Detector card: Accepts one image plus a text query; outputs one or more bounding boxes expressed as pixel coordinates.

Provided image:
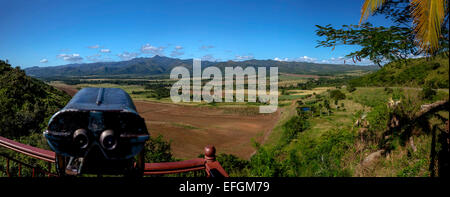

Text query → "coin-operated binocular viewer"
[44,88,149,176]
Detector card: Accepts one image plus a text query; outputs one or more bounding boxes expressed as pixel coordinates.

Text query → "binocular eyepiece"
[100,129,117,151]
[73,128,117,151]
[73,129,89,149]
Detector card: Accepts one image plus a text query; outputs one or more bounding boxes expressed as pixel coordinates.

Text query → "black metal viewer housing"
[44,87,149,175]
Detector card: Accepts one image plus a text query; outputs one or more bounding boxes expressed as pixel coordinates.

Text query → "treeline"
[48,78,172,87]
[280,76,358,91]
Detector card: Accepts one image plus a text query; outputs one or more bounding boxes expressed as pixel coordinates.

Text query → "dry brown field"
[52,84,281,159]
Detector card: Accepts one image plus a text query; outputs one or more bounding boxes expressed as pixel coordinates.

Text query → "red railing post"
[204,145,216,177]
[6,158,10,177]
[47,162,51,177]
[204,145,229,177]
[204,145,216,162]
[18,163,21,177]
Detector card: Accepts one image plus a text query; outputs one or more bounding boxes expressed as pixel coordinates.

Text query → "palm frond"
[411,0,447,54]
[359,0,386,24]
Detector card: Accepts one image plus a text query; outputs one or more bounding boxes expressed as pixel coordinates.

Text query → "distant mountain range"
[25,55,379,78]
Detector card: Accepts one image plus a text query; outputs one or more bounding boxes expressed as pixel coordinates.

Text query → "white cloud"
[141,43,165,56]
[117,52,140,61]
[57,53,83,62]
[200,45,214,51]
[170,45,184,57]
[294,56,317,63]
[100,49,111,53]
[275,56,317,63]
[88,45,100,49]
[274,57,289,61]
[40,58,48,63]
[235,54,254,61]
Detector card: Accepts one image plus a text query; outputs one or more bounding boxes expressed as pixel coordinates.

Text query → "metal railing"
[0,136,228,177]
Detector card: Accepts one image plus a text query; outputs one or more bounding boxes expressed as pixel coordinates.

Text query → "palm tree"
[360,0,448,54]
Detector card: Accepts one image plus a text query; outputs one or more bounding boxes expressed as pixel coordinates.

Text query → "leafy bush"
[144,135,174,163]
[288,128,355,176]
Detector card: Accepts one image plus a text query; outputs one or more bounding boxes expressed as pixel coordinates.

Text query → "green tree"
[281,116,309,144]
[324,99,331,116]
[316,23,416,67]
[330,90,346,101]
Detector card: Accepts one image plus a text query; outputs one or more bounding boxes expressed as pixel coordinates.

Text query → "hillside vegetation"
[0,60,71,138]
[350,55,449,88]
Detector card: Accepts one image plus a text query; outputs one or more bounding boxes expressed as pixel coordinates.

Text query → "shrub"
[419,85,436,100]
[249,145,284,177]
[281,116,309,145]
[365,104,391,143]
[216,154,250,176]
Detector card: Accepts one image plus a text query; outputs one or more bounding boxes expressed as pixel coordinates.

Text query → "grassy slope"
[0,61,71,138]
[350,55,449,88]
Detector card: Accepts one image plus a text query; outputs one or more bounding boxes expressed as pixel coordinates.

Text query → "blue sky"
[0,0,393,68]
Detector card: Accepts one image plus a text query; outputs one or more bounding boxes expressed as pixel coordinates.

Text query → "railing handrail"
[0,136,55,163]
[143,158,206,175]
